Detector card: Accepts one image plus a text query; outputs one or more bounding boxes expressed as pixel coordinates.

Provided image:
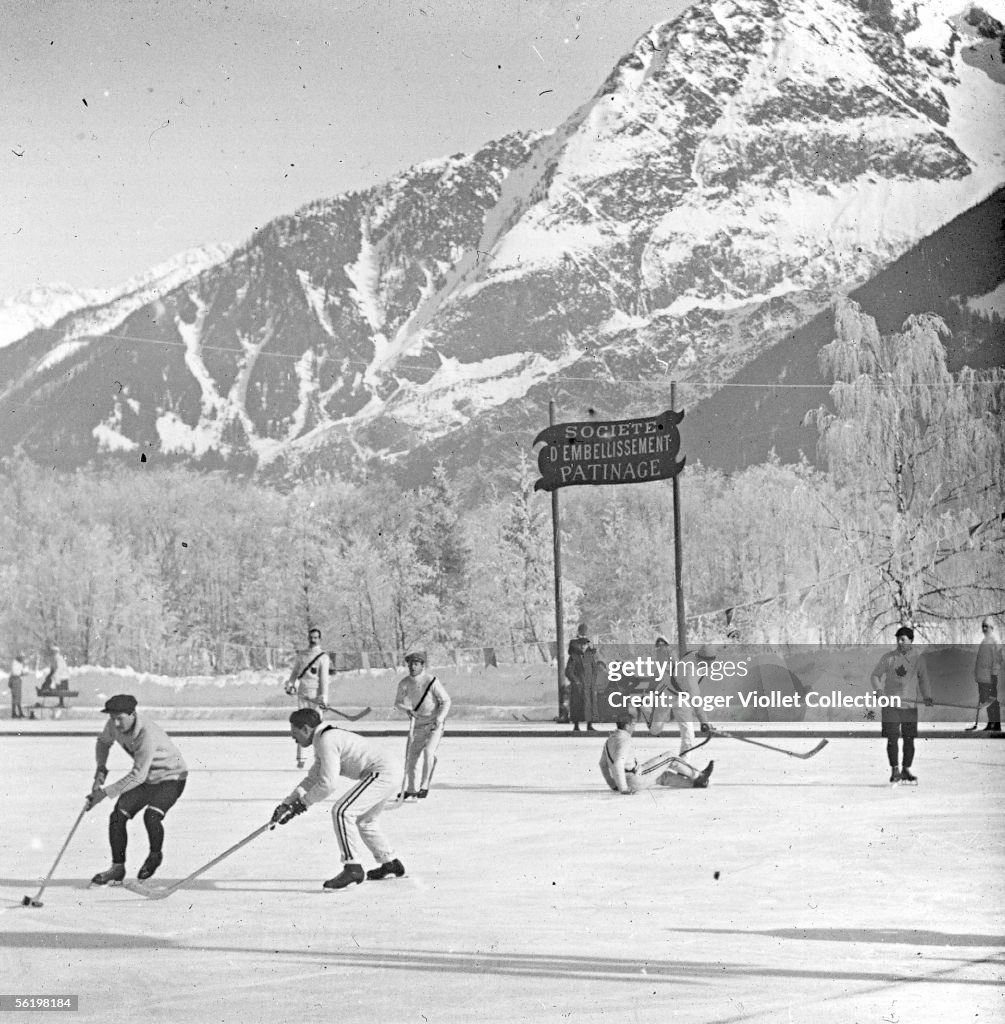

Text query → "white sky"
[2,0,690,299]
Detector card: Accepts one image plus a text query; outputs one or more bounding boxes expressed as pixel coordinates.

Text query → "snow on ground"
[1,730,1002,1024]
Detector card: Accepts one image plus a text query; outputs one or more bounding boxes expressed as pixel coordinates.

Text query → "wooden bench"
[32,687,79,718]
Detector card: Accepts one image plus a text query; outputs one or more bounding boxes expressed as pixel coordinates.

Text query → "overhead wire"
[15,324,1003,390]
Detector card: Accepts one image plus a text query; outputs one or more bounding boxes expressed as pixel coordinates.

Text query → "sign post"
[534,401,688,717]
[671,382,687,658]
[549,401,566,719]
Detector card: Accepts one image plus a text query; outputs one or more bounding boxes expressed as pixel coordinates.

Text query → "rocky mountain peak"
[0,0,1001,484]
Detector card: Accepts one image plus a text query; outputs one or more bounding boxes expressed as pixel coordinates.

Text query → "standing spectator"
[870,626,934,784]
[272,708,404,889]
[975,617,1001,733]
[8,653,25,719]
[394,652,450,799]
[85,694,189,885]
[284,627,331,768]
[566,623,597,733]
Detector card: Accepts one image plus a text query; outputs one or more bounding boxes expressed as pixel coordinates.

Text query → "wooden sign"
[533,409,685,492]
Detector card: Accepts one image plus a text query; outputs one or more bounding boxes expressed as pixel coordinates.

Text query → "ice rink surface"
[1,729,1003,1024]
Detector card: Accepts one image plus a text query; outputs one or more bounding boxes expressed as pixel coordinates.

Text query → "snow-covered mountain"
[0,244,234,351]
[1,0,1002,483]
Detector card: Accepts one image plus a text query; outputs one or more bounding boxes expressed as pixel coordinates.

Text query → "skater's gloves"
[272,799,307,825]
[284,684,296,696]
[84,789,107,812]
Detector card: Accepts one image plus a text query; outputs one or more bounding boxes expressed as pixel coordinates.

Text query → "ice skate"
[889,767,901,784]
[323,864,365,890]
[692,760,715,788]
[402,791,419,802]
[900,767,918,784]
[137,851,163,880]
[90,863,125,886]
[417,789,428,799]
[366,858,406,881]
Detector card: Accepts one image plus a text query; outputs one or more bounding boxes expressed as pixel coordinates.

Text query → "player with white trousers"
[644,637,715,779]
[601,712,714,793]
[284,627,331,768]
[394,651,451,799]
[272,708,404,889]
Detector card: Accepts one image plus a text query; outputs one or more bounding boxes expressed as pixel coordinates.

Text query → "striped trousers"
[627,751,699,792]
[332,771,398,865]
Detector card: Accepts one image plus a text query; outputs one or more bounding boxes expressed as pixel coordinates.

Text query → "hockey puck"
[713,871,720,880]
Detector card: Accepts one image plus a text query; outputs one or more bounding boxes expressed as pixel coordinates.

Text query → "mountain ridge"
[1,0,1002,483]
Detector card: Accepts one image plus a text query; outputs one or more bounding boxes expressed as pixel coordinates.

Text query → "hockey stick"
[899,696,988,729]
[965,701,991,731]
[396,716,416,801]
[901,697,983,712]
[22,802,88,908]
[713,731,829,760]
[124,823,274,901]
[322,704,372,722]
[678,732,713,758]
[335,708,371,721]
[305,697,372,722]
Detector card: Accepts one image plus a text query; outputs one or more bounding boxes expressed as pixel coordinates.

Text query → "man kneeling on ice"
[600,712,713,794]
[272,708,405,889]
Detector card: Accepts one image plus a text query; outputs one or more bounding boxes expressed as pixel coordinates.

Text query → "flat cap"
[102,694,138,715]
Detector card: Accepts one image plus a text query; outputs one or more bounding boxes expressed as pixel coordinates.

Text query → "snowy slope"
[0,0,1001,479]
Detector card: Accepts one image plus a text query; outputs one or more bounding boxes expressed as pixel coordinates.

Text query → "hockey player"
[870,625,934,784]
[272,708,404,889]
[393,652,450,799]
[284,627,331,768]
[646,637,715,766]
[975,617,1001,732]
[85,694,189,885]
[600,712,714,793]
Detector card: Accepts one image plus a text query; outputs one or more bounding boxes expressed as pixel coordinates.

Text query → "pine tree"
[501,454,553,653]
[411,462,469,615]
